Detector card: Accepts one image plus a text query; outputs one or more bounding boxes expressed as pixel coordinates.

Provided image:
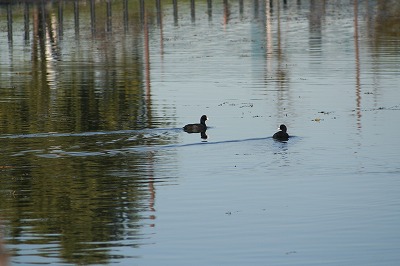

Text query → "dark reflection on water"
[0,131,177,264]
[1,0,400,265]
[1,2,174,264]
[1,0,164,135]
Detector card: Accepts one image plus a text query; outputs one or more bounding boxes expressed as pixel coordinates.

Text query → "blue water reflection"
[1,0,400,265]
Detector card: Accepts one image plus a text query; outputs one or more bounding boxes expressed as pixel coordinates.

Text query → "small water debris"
[239,103,253,108]
[318,111,333,115]
[285,251,297,255]
[225,210,240,215]
[217,101,254,108]
[359,105,400,112]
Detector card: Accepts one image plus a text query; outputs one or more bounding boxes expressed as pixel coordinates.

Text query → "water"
[1,0,400,265]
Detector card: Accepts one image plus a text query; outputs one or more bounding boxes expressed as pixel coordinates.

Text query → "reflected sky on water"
[0,0,400,265]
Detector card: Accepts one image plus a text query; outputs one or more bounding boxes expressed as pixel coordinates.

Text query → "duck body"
[273,124,289,141]
[183,115,208,133]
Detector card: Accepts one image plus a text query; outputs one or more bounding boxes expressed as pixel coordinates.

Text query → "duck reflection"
[200,131,208,140]
[182,130,208,141]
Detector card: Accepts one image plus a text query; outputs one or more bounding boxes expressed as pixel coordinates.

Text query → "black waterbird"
[183,115,208,133]
[273,124,289,141]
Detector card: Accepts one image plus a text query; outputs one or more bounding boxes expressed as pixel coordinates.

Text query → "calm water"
[0,0,400,265]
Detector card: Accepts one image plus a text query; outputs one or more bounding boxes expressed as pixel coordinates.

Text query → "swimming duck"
[183,115,208,133]
[273,124,289,141]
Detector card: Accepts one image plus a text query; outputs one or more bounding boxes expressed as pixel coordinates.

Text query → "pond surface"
[1,0,400,265]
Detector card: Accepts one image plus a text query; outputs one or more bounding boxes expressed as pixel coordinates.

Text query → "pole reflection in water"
[157,0,164,60]
[24,3,30,42]
[155,0,161,26]
[239,0,244,16]
[58,0,63,39]
[191,0,195,22]
[90,0,96,35]
[1,11,165,266]
[308,0,324,51]
[207,0,212,20]
[354,0,362,130]
[253,0,259,18]
[223,0,230,25]
[143,2,151,125]
[7,4,12,43]
[106,0,112,32]
[263,0,290,121]
[140,0,145,25]
[123,0,128,32]
[74,0,79,38]
[172,0,178,25]
[265,0,272,66]
[0,1,399,265]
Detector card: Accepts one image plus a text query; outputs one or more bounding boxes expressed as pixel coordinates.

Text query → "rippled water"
[0,0,400,265]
